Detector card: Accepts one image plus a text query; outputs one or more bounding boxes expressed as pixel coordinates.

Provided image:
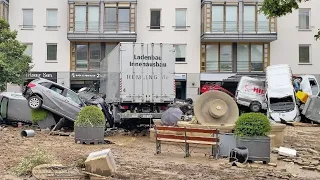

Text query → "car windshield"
[269,96,295,112]
[66,90,83,105]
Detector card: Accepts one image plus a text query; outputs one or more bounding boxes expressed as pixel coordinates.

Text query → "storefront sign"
[175,73,187,80]
[70,72,101,80]
[25,72,57,79]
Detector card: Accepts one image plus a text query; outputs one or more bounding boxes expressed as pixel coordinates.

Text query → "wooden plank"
[157,138,217,146]
[157,134,219,143]
[185,128,218,134]
[156,126,185,132]
[157,134,185,140]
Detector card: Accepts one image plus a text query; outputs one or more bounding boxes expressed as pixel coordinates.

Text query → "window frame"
[22,8,34,29]
[46,8,59,30]
[150,9,162,30]
[175,8,187,30]
[298,8,311,30]
[75,42,102,71]
[298,44,311,64]
[211,5,239,33]
[46,43,58,62]
[175,44,187,63]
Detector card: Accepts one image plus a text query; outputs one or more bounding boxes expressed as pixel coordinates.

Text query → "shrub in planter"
[74,106,105,144]
[234,112,272,164]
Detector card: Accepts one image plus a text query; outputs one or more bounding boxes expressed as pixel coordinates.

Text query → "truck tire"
[249,101,261,112]
[28,95,42,109]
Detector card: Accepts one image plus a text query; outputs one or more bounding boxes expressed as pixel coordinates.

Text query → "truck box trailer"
[100,42,176,123]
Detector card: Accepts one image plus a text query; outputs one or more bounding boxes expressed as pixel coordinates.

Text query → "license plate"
[142,114,153,118]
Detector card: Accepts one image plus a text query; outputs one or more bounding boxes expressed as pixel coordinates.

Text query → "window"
[175,9,187,29]
[66,90,82,106]
[150,9,161,29]
[3,4,9,21]
[75,6,86,31]
[243,6,255,32]
[49,84,64,95]
[250,44,263,71]
[88,6,99,32]
[47,44,57,61]
[237,44,249,72]
[299,44,311,64]
[46,9,58,29]
[39,82,52,88]
[89,44,101,70]
[211,5,238,32]
[118,8,130,31]
[22,9,33,29]
[24,43,33,57]
[257,6,269,32]
[220,44,232,72]
[175,45,186,62]
[76,43,103,70]
[105,8,117,31]
[309,78,319,96]
[206,45,219,71]
[299,9,310,30]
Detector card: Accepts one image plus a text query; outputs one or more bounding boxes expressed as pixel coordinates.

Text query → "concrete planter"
[74,126,105,144]
[37,112,56,130]
[236,136,271,164]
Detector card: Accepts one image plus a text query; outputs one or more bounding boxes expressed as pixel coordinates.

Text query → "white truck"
[265,64,300,123]
[99,42,176,124]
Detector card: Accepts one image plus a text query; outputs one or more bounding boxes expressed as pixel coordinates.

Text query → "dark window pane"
[47,44,57,61]
[150,10,161,29]
[299,45,310,63]
[76,44,88,69]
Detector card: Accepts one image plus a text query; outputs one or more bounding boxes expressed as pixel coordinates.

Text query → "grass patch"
[12,148,53,176]
[31,108,49,124]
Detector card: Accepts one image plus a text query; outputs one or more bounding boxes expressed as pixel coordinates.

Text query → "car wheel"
[249,101,261,112]
[28,95,42,109]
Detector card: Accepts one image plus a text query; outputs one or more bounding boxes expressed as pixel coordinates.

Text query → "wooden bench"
[154,125,220,158]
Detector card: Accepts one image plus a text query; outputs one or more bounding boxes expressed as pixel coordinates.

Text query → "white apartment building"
[8,0,70,87]
[271,0,320,82]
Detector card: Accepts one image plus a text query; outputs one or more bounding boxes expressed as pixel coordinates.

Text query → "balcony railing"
[204,21,272,33]
[74,21,100,32]
[205,61,264,72]
[103,22,131,32]
[237,61,264,72]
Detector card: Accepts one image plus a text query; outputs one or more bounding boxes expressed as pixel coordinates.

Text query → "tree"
[0,18,32,91]
[260,0,320,40]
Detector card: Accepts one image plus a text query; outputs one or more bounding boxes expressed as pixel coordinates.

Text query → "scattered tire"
[28,95,42,109]
[249,101,261,112]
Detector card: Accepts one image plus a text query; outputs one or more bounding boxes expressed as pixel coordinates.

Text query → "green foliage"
[31,109,49,124]
[0,18,32,91]
[12,148,53,176]
[260,0,319,40]
[74,105,105,127]
[234,113,271,137]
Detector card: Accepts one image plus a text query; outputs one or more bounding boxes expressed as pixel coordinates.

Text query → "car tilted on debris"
[22,78,85,122]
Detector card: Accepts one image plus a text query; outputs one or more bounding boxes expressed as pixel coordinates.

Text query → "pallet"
[75,139,106,145]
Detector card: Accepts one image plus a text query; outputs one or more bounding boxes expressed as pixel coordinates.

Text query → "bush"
[74,105,105,127]
[12,148,53,176]
[234,112,271,137]
[31,108,49,124]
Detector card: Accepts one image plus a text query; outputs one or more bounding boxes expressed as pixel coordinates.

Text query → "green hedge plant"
[74,105,105,127]
[31,109,49,124]
[234,112,271,137]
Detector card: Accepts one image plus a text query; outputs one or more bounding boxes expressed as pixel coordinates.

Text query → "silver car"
[22,78,85,121]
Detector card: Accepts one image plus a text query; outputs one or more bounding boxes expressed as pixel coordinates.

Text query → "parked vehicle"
[200,83,235,98]
[265,64,300,123]
[99,42,176,124]
[235,76,267,112]
[0,92,32,125]
[22,78,86,122]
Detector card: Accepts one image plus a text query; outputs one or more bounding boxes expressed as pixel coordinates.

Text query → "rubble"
[84,149,117,177]
[307,148,319,155]
[279,147,297,157]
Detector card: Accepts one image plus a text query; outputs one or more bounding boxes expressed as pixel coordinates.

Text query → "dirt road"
[1,126,320,180]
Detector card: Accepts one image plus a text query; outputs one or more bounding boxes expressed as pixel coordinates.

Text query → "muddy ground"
[1,125,320,180]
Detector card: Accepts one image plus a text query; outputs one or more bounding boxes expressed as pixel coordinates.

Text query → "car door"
[63,89,84,121]
[41,83,70,115]
[308,78,320,96]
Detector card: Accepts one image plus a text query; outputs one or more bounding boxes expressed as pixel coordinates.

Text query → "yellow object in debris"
[296,91,309,104]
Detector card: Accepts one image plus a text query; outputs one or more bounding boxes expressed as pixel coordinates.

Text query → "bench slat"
[157,134,219,143]
[155,126,185,132]
[185,128,218,134]
[157,134,185,140]
[157,138,217,145]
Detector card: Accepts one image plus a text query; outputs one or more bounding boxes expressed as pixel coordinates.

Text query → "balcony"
[67,1,137,42]
[201,1,277,42]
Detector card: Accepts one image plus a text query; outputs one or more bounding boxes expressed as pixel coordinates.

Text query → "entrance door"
[175,81,186,100]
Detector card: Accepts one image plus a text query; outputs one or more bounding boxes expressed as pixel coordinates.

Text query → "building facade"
[270,0,320,82]
[8,0,70,88]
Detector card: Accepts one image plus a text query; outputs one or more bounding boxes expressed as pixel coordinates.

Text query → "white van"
[235,76,267,112]
[266,64,300,123]
[299,75,320,96]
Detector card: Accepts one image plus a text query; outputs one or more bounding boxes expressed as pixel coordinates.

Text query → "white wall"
[9,0,70,73]
[271,0,320,75]
[136,0,201,74]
